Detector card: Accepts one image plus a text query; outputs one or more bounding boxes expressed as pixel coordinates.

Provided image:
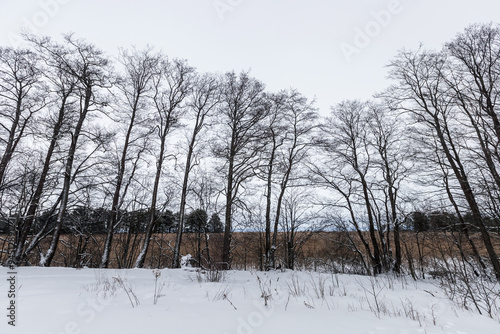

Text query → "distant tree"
[116,209,149,268]
[185,209,208,233]
[428,211,459,231]
[185,209,208,267]
[411,211,430,232]
[154,209,178,233]
[208,213,223,233]
[63,206,108,268]
[63,207,109,234]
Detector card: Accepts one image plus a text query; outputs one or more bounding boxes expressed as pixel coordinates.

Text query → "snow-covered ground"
[1,266,499,334]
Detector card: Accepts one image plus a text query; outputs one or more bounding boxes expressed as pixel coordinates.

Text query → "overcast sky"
[1,0,499,114]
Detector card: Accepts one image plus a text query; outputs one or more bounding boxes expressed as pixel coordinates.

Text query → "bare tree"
[280,188,318,270]
[134,57,194,268]
[12,36,79,265]
[387,48,500,280]
[100,48,160,268]
[313,100,385,274]
[445,24,500,217]
[36,35,112,267]
[259,92,288,270]
[266,90,318,268]
[213,71,267,270]
[173,73,221,268]
[0,47,46,190]
[366,103,409,273]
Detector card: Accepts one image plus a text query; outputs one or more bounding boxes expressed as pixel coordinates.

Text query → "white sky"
[1,0,499,114]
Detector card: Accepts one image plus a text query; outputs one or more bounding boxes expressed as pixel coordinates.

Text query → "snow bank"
[0,267,499,334]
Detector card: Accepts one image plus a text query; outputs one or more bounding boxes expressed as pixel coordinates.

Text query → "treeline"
[0,32,318,271]
[312,23,500,280]
[1,24,500,280]
[0,207,223,235]
[408,211,500,233]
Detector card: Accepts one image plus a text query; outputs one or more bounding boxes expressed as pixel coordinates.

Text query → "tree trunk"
[101,93,141,268]
[222,153,234,270]
[360,172,382,274]
[173,121,199,268]
[42,87,91,267]
[264,135,276,270]
[0,88,25,188]
[13,93,70,265]
[434,118,500,280]
[134,135,166,268]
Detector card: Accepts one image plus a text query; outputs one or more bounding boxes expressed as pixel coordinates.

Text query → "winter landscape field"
[2,266,500,334]
[2,1,500,334]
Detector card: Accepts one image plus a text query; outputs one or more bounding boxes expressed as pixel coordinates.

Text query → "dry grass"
[1,230,499,271]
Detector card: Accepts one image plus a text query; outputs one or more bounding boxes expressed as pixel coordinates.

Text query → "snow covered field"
[1,266,500,334]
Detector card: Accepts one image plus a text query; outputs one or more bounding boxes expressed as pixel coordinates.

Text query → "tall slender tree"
[259,92,287,270]
[214,71,267,270]
[388,48,500,280]
[313,101,385,274]
[366,103,408,273]
[12,36,78,265]
[0,47,46,190]
[266,90,318,269]
[173,73,220,268]
[37,35,112,267]
[134,57,194,268]
[100,48,160,268]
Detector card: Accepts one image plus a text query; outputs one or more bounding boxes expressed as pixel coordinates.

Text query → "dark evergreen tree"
[184,209,208,267]
[411,211,430,232]
[208,213,223,233]
[185,209,208,233]
[155,210,178,233]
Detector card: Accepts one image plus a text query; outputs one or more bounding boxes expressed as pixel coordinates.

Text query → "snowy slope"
[1,267,499,334]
